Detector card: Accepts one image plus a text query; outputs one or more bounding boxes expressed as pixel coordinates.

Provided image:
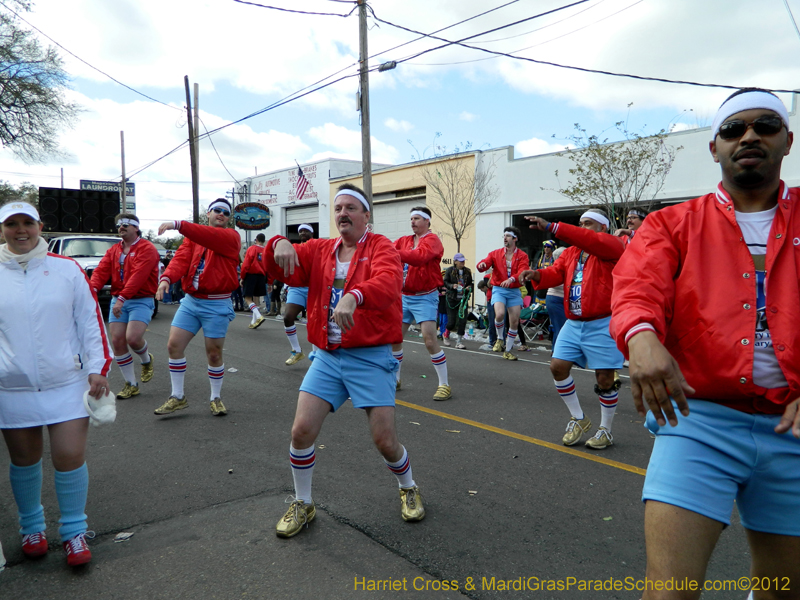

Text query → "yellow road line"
[396,399,647,476]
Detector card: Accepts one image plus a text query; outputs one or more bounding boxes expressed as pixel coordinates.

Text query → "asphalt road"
[0,304,752,599]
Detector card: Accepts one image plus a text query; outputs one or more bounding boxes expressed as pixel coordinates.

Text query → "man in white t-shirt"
[264,184,426,539]
[612,88,800,599]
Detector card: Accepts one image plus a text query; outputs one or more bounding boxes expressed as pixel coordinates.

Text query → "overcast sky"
[2,0,800,233]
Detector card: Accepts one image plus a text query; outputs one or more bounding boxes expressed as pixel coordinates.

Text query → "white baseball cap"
[0,201,40,224]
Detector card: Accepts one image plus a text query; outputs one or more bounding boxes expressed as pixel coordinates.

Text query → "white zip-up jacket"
[0,252,112,392]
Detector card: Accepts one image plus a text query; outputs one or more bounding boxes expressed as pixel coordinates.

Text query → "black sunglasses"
[718,116,785,141]
[212,208,231,217]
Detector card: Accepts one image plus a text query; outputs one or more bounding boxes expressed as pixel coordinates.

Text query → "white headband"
[0,201,39,223]
[503,230,517,239]
[117,217,139,228]
[334,189,370,212]
[208,200,231,213]
[711,91,790,141]
[581,211,610,228]
[410,210,430,220]
[298,224,313,233]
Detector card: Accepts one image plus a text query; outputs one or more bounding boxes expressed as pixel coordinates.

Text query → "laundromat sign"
[234,202,271,230]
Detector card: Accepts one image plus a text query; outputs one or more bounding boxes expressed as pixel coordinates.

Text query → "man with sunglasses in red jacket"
[612,88,800,599]
[154,199,241,417]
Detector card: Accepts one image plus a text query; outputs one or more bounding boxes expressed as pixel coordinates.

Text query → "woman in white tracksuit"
[0,201,111,567]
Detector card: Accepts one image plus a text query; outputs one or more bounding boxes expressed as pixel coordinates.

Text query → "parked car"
[47,234,160,320]
[47,235,118,318]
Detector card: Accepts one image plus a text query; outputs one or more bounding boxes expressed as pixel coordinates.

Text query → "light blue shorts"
[299,345,399,412]
[286,286,309,308]
[402,291,438,324]
[171,294,235,339]
[552,316,624,370]
[109,296,154,325]
[644,400,800,535]
[490,286,523,309]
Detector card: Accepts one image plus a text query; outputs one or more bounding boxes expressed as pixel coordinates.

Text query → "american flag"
[296,165,309,200]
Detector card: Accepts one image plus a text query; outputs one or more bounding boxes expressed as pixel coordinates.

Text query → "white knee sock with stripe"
[169,358,186,398]
[208,364,224,400]
[599,389,619,431]
[248,302,262,321]
[555,376,584,419]
[115,353,136,385]
[430,350,448,386]
[505,328,518,352]
[384,446,415,488]
[285,325,302,353]
[393,350,403,382]
[132,341,151,364]
[494,319,505,343]
[290,444,315,503]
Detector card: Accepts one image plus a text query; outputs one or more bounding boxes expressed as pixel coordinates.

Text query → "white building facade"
[474,94,800,263]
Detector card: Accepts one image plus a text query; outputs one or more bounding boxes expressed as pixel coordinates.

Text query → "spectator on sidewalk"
[0,201,111,567]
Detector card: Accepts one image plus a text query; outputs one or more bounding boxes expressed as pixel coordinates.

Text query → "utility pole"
[194,83,200,183]
[120,131,127,213]
[184,76,200,223]
[358,0,372,212]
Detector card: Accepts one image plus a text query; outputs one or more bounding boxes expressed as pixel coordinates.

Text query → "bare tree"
[0,1,79,162]
[548,110,682,229]
[411,137,499,252]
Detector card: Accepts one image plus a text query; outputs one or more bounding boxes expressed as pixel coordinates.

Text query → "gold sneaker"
[492,340,504,353]
[116,382,140,399]
[140,354,154,383]
[562,415,592,446]
[399,486,425,522]
[276,500,316,538]
[210,398,227,416]
[285,351,305,365]
[396,379,401,391]
[249,316,266,330]
[432,385,452,401]
[154,395,187,415]
[503,351,518,361]
[585,427,614,450]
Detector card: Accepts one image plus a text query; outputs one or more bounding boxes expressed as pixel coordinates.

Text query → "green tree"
[0,179,38,206]
[548,110,682,229]
[0,1,80,162]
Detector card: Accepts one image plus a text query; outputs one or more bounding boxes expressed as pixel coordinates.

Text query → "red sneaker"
[63,532,93,566]
[22,531,48,557]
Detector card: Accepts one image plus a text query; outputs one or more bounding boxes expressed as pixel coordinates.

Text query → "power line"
[466,0,607,45]
[370,0,594,51]
[230,0,357,17]
[410,0,643,67]
[368,0,523,59]
[372,8,800,94]
[103,1,583,181]
[783,0,800,42]
[75,1,540,182]
[105,69,366,182]
[199,72,360,138]
[0,1,182,111]
[126,141,190,181]
[198,115,241,184]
